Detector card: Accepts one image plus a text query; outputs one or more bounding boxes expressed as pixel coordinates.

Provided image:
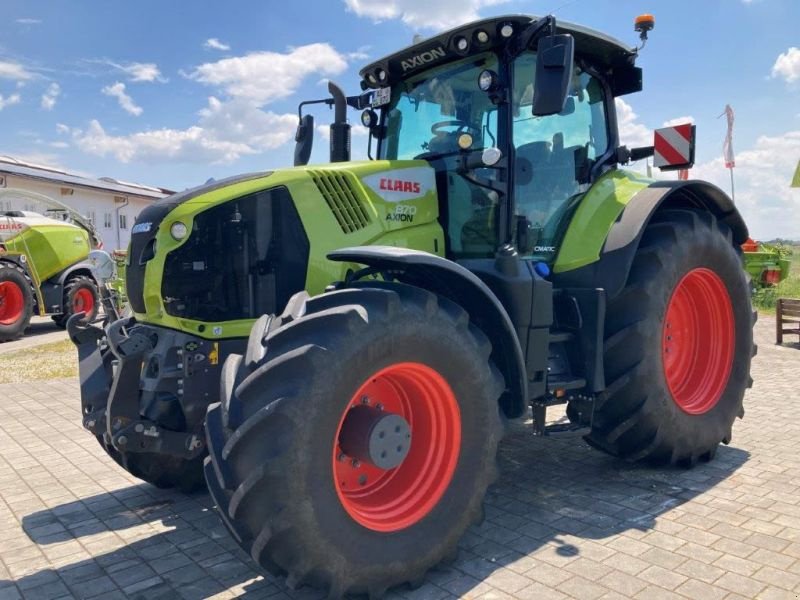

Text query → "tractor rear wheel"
[0,262,33,342]
[204,284,504,597]
[587,209,755,466]
[53,276,99,328]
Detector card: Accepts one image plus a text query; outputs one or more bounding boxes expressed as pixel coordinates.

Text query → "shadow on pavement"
[9,425,750,599]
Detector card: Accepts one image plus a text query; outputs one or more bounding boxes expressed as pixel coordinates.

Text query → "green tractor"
[0,189,103,341]
[71,14,755,596]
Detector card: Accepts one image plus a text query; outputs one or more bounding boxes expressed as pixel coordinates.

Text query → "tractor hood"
[127,160,444,339]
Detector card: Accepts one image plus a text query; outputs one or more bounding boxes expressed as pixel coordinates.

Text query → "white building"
[0,156,172,251]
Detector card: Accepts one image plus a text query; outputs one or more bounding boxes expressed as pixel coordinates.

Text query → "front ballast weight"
[69,314,208,461]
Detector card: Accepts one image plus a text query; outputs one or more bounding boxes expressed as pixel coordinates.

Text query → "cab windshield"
[379,53,499,161]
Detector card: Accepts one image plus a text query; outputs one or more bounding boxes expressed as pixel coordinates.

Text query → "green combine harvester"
[0,189,103,342]
[71,14,756,596]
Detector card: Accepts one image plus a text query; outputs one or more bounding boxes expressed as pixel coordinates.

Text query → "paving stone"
[0,315,799,599]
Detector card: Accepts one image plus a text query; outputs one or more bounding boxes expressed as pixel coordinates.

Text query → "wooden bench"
[776,298,800,344]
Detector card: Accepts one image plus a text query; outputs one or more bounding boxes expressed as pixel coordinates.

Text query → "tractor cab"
[349,15,641,262]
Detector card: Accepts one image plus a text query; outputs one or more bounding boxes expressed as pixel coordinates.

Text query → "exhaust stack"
[328,81,351,163]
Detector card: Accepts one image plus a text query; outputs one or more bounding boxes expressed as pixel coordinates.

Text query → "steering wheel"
[430,120,482,139]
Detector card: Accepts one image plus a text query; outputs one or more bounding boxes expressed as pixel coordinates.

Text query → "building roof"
[0,156,174,199]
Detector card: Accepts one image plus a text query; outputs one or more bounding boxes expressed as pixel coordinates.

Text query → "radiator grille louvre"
[309,170,371,233]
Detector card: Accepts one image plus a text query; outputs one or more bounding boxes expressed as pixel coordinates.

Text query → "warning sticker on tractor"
[372,87,391,107]
[209,342,219,366]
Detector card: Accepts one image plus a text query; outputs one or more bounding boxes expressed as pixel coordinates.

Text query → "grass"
[0,339,77,384]
[752,246,800,313]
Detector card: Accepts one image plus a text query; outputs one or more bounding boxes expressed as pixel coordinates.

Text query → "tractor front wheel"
[204,284,504,597]
[587,209,755,466]
[0,262,33,342]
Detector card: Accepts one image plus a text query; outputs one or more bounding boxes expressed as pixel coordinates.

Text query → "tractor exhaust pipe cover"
[328,81,351,162]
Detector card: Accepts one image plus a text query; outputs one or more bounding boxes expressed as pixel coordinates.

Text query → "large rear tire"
[0,262,33,342]
[205,284,504,597]
[587,209,755,466]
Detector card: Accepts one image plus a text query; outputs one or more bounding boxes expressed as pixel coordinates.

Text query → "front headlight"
[170,221,189,240]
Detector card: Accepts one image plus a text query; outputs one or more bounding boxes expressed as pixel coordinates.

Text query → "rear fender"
[53,262,95,286]
[328,246,528,419]
[553,180,749,300]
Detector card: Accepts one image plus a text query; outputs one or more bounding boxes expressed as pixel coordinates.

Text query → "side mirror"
[88,250,116,282]
[532,34,575,117]
[293,114,314,167]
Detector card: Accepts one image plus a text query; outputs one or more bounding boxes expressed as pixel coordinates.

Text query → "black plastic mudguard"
[328,246,529,419]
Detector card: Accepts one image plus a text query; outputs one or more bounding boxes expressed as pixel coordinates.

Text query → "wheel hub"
[338,405,411,470]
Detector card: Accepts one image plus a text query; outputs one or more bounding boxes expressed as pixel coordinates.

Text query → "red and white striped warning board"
[653,123,695,170]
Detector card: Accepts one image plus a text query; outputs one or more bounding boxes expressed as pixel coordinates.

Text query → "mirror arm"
[507,15,557,60]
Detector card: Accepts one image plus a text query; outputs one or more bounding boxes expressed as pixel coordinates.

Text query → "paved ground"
[0,315,798,599]
[0,318,67,356]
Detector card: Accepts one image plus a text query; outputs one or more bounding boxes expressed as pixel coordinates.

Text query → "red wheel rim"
[332,362,461,532]
[73,288,95,316]
[662,268,734,414]
[0,281,25,325]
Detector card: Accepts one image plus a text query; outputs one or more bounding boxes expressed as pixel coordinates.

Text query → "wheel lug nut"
[337,453,347,462]
[376,403,384,411]
[351,459,361,468]
[358,475,367,486]
[360,395,370,405]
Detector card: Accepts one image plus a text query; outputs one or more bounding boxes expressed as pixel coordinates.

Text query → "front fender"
[328,246,528,419]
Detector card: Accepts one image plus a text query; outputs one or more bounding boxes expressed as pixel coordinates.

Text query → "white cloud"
[49,141,69,149]
[0,60,34,81]
[102,82,143,116]
[40,82,60,110]
[347,46,371,61]
[662,116,695,127]
[95,60,166,83]
[73,97,298,164]
[55,123,70,135]
[315,123,370,140]
[691,131,800,240]
[615,98,652,148]
[771,47,800,83]
[343,0,509,30]
[15,18,42,25]
[189,43,349,105]
[0,93,21,110]
[204,38,231,51]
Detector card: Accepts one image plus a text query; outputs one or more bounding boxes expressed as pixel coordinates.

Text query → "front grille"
[126,171,270,315]
[161,186,309,323]
[309,170,371,234]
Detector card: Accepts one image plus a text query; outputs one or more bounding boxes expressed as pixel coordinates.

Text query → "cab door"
[511,53,610,261]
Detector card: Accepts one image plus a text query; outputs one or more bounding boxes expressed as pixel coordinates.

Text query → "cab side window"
[512,53,608,255]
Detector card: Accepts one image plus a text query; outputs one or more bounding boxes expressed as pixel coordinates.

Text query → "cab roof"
[359,15,642,96]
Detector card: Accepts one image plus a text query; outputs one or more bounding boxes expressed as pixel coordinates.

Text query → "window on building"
[119,214,128,230]
[104,213,113,229]
[86,211,96,225]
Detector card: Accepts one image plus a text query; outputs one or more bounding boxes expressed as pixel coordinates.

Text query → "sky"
[1,0,799,239]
